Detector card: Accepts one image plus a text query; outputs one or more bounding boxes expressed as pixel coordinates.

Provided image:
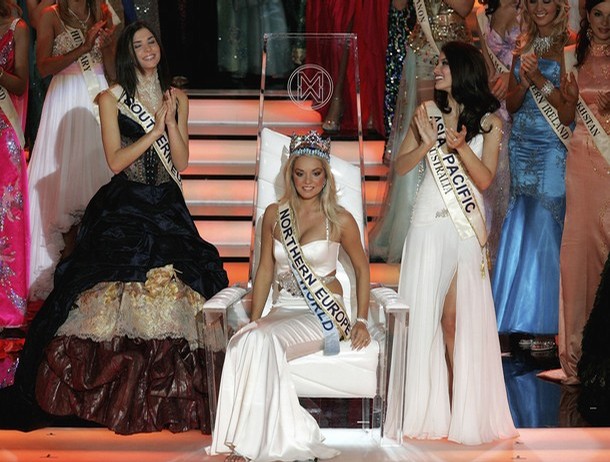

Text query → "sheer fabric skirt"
[27,63,112,301]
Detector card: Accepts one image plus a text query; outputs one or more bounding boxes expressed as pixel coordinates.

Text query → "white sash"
[413,0,439,55]
[0,19,25,147]
[109,85,183,191]
[564,45,610,164]
[476,10,509,74]
[278,203,351,355]
[424,101,488,247]
[521,50,572,148]
[65,24,102,122]
[0,86,24,148]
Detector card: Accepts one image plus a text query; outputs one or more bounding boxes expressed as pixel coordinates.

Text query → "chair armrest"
[364,286,408,345]
[202,286,249,312]
[370,286,409,314]
[201,286,252,348]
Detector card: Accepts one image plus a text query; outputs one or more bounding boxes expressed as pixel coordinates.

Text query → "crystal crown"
[289,131,331,162]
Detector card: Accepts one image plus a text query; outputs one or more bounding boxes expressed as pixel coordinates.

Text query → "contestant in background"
[370,0,474,263]
[556,0,610,384]
[491,0,575,352]
[26,0,115,302]
[0,0,29,332]
[476,0,521,268]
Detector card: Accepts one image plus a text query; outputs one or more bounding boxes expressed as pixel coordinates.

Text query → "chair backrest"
[251,128,366,318]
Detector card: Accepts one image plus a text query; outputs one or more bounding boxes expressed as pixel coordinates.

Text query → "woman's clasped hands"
[152,89,178,138]
[83,20,114,53]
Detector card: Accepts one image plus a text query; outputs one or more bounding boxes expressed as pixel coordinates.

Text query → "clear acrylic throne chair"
[200,33,408,442]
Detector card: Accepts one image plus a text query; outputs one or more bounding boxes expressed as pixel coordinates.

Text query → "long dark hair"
[481,0,521,17]
[115,20,171,100]
[434,41,500,142]
[481,0,501,16]
[576,0,607,66]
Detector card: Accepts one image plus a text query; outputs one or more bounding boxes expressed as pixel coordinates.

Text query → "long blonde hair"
[279,155,344,237]
[515,0,569,54]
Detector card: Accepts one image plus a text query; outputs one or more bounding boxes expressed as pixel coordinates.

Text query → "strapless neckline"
[273,238,340,248]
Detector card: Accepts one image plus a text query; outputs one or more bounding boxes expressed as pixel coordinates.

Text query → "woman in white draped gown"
[385,41,517,445]
[210,131,371,462]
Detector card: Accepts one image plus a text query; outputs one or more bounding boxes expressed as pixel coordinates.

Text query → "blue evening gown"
[492,57,569,335]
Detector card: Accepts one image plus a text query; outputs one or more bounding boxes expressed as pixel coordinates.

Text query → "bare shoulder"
[40,3,58,22]
[14,18,29,34]
[263,202,279,220]
[482,112,502,133]
[99,86,119,103]
[337,208,358,230]
[97,87,119,110]
[38,4,61,33]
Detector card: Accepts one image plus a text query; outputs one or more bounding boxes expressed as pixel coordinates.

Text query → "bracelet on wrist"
[539,79,554,97]
[353,317,368,328]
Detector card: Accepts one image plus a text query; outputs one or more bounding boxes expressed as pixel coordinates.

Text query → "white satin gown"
[211,238,343,461]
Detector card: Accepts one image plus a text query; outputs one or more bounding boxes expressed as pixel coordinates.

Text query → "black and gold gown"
[12,111,228,434]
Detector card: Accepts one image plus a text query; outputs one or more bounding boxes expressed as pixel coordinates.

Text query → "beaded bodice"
[52,29,103,64]
[52,11,103,65]
[118,112,171,185]
[408,0,471,51]
[0,19,17,73]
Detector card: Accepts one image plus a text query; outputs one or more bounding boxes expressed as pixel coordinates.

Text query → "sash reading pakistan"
[278,203,350,355]
[564,45,610,165]
[424,101,488,248]
[65,24,102,122]
[110,85,182,191]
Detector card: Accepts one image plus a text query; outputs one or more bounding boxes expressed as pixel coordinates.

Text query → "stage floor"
[1,427,610,462]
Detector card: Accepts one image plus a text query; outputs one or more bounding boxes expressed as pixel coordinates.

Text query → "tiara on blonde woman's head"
[289,131,331,162]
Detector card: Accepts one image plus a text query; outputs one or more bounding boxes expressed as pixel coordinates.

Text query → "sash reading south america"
[110,85,182,191]
[278,203,351,355]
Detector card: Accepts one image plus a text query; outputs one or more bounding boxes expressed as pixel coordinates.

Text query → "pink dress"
[559,43,610,384]
[0,18,28,329]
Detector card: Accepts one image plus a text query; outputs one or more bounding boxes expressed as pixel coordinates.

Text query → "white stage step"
[185,138,388,177]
